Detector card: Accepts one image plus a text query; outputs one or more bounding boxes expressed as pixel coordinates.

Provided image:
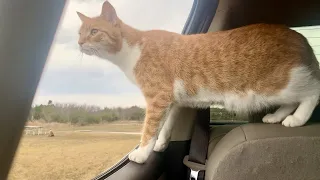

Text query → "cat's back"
[173,23,317,94]
[141,23,311,68]
[136,23,316,95]
[202,23,309,61]
[201,23,312,79]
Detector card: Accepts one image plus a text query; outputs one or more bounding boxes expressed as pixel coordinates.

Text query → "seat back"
[206,124,320,180]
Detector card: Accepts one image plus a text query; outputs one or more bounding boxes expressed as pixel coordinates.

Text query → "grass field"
[7,121,142,180]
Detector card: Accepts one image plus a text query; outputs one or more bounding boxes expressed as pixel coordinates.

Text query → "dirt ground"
[7,121,142,180]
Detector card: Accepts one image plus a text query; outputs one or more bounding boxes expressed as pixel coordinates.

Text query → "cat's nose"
[78,40,84,46]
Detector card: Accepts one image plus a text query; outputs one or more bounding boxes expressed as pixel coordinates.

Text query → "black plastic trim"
[182,0,219,35]
[92,146,138,180]
[210,120,249,125]
[0,1,66,179]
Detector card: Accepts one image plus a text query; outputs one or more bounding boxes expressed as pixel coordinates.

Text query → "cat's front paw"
[262,114,282,124]
[128,148,149,164]
[282,115,305,127]
[153,138,169,152]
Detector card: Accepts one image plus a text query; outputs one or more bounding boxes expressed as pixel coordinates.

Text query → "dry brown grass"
[8,122,142,180]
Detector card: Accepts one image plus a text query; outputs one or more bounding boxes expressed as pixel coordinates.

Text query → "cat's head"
[77,1,122,57]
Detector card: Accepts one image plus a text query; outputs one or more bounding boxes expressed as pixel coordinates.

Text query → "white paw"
[153,138,169,152]
[262,114,282,124]
[282,115,305,127]
[128,148,149,164]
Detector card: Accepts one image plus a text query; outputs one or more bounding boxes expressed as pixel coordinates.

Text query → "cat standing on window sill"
[76,1,320,164]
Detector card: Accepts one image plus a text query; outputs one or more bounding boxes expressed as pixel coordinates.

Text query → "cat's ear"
[77,12,89,22]
[100,1,118,25]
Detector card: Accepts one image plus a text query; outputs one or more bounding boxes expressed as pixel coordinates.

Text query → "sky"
[32,0,193,108]
[32,0,320,108]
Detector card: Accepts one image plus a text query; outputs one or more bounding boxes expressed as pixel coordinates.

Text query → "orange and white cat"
[77,1,320,164]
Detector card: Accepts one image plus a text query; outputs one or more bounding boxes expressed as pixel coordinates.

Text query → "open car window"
[210,105,248,123]
[292,25,320,60]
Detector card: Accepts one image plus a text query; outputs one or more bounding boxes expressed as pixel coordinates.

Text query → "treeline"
[28,101,241,126]
[210,107,243,121]
[28,101,145,126]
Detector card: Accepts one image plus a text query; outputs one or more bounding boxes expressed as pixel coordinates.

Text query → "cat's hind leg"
[153,105,181,152]
[128,93,171,164]
[282,95,319,127]
[262,104,298,124]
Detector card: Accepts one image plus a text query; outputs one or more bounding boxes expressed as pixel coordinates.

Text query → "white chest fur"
[100,40,141,84]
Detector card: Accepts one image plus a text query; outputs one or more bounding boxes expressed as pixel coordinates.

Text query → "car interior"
[1,0,320,180]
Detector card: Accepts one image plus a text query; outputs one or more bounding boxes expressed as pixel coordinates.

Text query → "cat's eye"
[91,29,98,35]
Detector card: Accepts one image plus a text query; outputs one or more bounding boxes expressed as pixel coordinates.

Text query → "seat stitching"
[240,126,247,141]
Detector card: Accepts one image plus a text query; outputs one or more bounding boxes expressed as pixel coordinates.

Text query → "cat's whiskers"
[92,48,100,57]
[81,52,84,61]
[92,49,99,62]
[76,51,84,65]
